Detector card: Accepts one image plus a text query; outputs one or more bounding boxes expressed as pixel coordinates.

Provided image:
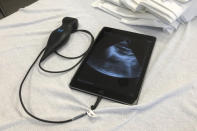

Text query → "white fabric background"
[0,0,197,130]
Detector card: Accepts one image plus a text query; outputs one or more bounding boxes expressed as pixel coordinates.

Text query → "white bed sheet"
[0,0,197,130]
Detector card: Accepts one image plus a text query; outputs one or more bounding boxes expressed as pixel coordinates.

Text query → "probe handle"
[40,17,78,62]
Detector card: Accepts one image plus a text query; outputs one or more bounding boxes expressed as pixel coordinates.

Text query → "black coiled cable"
[19,29,102,124]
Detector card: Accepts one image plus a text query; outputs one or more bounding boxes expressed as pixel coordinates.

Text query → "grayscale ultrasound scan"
[87,40,142,78]
[70,27,156,104]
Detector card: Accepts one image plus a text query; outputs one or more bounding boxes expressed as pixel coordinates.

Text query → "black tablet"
[70,27,156,104]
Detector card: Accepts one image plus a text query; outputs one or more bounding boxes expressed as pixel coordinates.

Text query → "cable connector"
[87,110,97,118]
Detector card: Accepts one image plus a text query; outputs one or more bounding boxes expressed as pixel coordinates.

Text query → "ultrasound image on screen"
[87,40,142,78]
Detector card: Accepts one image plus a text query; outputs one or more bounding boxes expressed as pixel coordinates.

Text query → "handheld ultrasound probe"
[40,17,78,62]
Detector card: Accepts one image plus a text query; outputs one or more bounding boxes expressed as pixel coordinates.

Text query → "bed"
[0,0,197,130]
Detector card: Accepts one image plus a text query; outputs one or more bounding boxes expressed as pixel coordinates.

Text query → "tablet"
[70,27,156,104]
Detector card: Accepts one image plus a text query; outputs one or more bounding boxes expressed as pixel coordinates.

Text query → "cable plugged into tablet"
[91,96,102,110]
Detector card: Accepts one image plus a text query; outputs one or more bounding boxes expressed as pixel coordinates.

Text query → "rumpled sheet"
[0,0,197,130]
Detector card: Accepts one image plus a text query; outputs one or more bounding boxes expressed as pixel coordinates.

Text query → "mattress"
[0,0,197,130]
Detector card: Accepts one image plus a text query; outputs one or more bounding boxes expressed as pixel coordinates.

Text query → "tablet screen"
[70,27,156,104]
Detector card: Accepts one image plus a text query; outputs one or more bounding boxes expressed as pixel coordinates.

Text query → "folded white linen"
[120,0,143,12]
[104,0,196,24]
[93,0,197,33]
[92,0,180,33]
[104,0,143,11]
[140,0,184,24]
[101,1,156,20]
[105,0,123,6]
[121,18,180,33]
